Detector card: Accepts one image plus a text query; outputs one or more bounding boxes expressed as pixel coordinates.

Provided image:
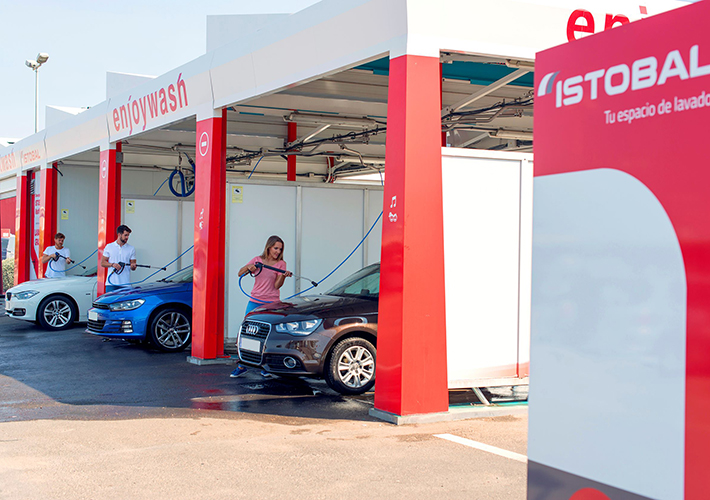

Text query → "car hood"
[246,294,377,323]
[96,280,191,303]
[7,276,95,293]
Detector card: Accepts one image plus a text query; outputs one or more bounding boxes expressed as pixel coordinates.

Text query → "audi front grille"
[238,320,271,365]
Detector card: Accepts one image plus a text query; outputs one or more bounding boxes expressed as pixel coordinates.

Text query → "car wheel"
[325,337,376,395]
[149,307,191,352]
[37,295,77,331]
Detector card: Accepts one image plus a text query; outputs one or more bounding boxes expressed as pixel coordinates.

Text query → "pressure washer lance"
[113,262,167,275]
[52,252,86,270]
[250,261,318,287]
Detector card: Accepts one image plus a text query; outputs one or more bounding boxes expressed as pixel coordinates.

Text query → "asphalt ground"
[0,300,528,499]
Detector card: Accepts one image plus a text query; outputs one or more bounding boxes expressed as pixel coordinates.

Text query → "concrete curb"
[186,356,239,366]
[369,404,528,425]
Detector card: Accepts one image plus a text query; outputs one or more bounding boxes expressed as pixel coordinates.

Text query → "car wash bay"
[3,0,568,421]
[8,53,534,420]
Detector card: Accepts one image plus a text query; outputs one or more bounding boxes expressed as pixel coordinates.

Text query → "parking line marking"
[434,433,527,463]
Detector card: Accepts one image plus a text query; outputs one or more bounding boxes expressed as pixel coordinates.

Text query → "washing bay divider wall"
[224,180,385,342]
[57,166,99,274]
[122,198,195,283]
[442,148,532,389]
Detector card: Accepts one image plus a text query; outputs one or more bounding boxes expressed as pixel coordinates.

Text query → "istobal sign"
[538,44,710,110]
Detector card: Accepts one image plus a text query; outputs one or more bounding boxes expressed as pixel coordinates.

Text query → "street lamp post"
[25,53,49,134]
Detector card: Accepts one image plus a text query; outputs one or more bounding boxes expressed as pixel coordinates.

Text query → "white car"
[4,267,98,330]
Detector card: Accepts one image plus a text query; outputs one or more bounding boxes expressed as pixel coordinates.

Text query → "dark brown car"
[237,263,379,394]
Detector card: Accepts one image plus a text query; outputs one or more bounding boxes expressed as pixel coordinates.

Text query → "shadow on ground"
[0,303,376,424]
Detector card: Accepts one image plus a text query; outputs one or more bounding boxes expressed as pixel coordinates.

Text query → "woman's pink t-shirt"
[248,256,287,302]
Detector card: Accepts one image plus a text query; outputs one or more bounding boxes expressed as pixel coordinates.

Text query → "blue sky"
[0,0,321,140]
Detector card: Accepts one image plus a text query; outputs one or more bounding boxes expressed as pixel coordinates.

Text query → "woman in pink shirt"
[231,235,292,378]
[238,235,293,313]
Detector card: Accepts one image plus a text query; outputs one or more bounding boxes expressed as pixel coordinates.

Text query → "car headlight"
[275,319,322,336]
[109,299,145,311]
[13,290,39,300]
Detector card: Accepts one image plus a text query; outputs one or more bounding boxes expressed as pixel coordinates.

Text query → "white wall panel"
[180,201,195,269]
[226,184,297,338]
[122,199,180,283]
[57,166,99,274]
[301,187,364,292]
[442,150,528,387]
[225,182,378,340]
[528,169,686,500]
[518,159,533,375]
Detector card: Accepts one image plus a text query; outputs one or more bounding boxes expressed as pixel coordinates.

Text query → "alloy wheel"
[155,311,191,349]
[336,345,375,388]
[43,300,73,328]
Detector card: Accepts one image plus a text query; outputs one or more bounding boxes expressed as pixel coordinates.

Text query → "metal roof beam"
[444,68,529,115]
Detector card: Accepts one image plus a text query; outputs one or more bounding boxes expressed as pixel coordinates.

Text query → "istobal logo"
[537,44,710,108]
[537,72,560,97]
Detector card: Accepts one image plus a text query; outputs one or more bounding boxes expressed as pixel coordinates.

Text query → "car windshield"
[158,267,193,283]
[325,264,379,299]
[79,265,98,277]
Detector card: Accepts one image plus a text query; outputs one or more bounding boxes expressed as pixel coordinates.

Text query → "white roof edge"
[0,0,687,181]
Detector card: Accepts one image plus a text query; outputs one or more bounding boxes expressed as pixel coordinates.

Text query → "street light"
[25,52,49,133]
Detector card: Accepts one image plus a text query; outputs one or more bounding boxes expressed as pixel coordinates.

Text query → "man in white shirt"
[101,225,137,292]
[41,233,73,278]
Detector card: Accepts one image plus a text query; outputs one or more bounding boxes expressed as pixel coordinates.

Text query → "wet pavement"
[0,300,524,424]
[0,302,379,424]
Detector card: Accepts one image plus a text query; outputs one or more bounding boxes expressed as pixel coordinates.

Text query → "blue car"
[86,268,193,352]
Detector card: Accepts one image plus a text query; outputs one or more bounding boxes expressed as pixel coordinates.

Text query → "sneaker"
[260,370,277,380]
[230,365,248,378]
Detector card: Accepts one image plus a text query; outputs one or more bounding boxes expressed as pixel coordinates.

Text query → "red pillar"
[287,121,297,181]
[192,109,227,360]
[97,143,122,296]
[374,55,449,416]
[38,164,58,279]
[14,173,32,285]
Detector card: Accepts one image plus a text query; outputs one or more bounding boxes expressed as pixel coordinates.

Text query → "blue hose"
[168,169,195,197]
[107,245,194,287]
[238,168,385,304]
[48,249,98,275]
[247,156,264,179]
[284,210,383,300]
[153,176,170,196]
[238,273,271,304]
[161,264,193,281]
[238,210,383,305]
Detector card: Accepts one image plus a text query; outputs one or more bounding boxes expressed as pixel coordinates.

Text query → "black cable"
[443,98,534,121]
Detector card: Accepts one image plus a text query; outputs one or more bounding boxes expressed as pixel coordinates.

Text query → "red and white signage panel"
[530,2,710,499]
[31,172,40,279]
